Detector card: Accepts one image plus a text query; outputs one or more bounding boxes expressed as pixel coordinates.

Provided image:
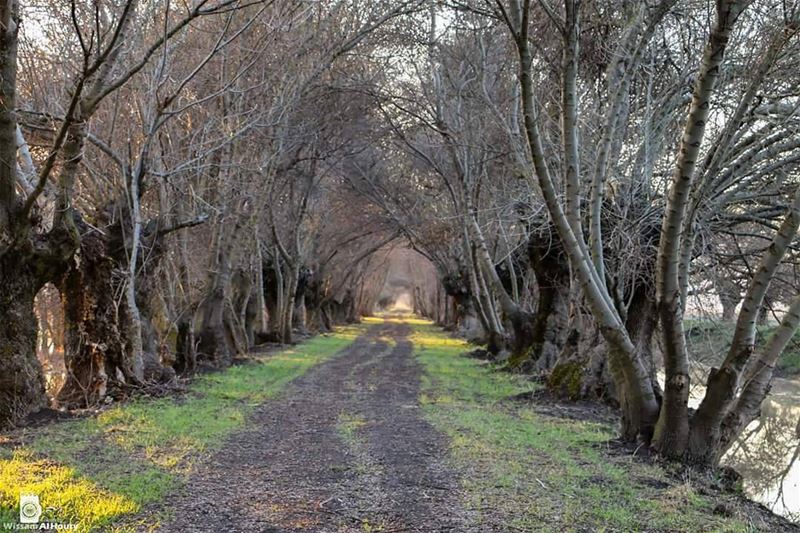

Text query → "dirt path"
[152,320,471,532]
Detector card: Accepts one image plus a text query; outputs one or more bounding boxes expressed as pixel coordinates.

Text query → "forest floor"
[1,317,797,532]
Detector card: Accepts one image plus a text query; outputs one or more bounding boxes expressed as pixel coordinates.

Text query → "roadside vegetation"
[0,327,362,532]
[411,317,792,532]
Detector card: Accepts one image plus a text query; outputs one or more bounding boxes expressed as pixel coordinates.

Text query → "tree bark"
[442,269,485,341]
[548,315,613,401]
[232,268,259,348]
[0,264,48,426]
[196,260,236,366]
[56,226,122,407]
[56,214,174,407]
[262,255,285,341]
[281,264,299,343]
[508,228,570,372]
[717,275,741,321]
[653,0,747,458]
[174,308,197,375]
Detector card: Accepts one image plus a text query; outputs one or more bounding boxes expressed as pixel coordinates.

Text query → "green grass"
[0,325,362,532]
[410,320,759,532]
[685,318,800,377]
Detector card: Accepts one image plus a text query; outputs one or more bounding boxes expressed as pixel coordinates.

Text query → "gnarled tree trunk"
[549,278,661,416]
[196,267,236,366]
[57,226,123,407]
[0,262,48,425]
[56,215,174,408]
[442,270,485,342]
[508,229,570,372]
[548,313,614,401]
[262,255,284,342]
[304,269,330,333]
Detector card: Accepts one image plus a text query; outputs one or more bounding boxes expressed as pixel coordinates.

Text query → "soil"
[509,388,620,426]
[145,321,473,532]
[20,407,77,427]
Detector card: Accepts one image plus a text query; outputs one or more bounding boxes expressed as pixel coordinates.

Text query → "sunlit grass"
[407,318,754,532]
[0,326,362,532]
[0,450,137,528]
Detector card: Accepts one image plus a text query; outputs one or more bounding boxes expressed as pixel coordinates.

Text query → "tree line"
[352,0,800,467]
[0,0,426,426]
[1,0,799,472]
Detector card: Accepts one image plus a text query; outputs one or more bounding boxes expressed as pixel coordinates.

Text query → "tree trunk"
[196,272,236,366]
[0,265,48,426]
[716,275,741,321]
[56,211,175,407]
[280,264,299,343]
[687,185,800,464]
[525,281,569,373]
[292,266,310,334]
[344,289,359,323]
[549,283,661,420]
[505,307,536,363]
[262,256,284,342]
[304,269,330,333]
[174,310,197,375]
[510,2,660,441]
[508,229,570,372]
[196,212,240,364]
[232,268,256,348]
[254,237,268,336]
[626,282,661,396]
[548,313,613,401]
[125,161,146,384]
[320,302,334,331]
[243,288,259,348]
[0,227,76,426]
[442,270,485,342]
[293,294,307,334]
[653,0,748,458]
[56,227,124,407]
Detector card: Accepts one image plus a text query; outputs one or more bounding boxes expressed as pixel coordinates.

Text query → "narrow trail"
[153,320,471,532]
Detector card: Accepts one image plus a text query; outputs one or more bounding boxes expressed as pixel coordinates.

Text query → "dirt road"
[154,320,471,532]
